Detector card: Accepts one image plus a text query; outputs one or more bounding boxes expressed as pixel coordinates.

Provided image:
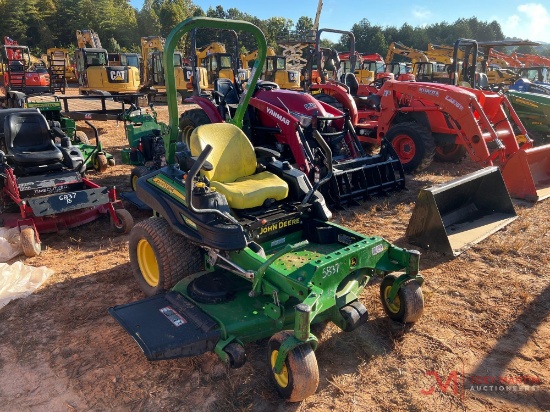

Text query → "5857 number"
[322,263,341,279]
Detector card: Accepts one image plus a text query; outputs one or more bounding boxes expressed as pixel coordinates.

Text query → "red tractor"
[1,37,50,107]
[307,33,550,202]
[177,30,404,208]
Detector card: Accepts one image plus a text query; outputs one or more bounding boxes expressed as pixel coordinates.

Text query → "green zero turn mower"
[109,17,425,402]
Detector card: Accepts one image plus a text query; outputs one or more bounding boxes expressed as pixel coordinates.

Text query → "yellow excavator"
[240,46,300,89]
[74,29,141,97]
[43,48,76,82]
[386,42,451,83]
[195,42,238,89]
[140,36,190,102]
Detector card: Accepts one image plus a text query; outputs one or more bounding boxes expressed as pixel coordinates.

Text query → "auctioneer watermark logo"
[421,367,542,402]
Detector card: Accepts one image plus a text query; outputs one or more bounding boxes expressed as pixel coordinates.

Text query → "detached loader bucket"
[406,167,517,256]
[501,146,550,202]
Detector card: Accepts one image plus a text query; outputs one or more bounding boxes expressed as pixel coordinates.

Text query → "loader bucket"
[326,140,406,207]
[501,146,550,202]
[406,167,517,256]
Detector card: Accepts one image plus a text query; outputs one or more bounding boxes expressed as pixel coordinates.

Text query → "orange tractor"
[308,33,550,202]
[1,37,50,107]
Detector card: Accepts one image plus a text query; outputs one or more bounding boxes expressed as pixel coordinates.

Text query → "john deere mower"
[109,17,425,402]
[0,108,133,257]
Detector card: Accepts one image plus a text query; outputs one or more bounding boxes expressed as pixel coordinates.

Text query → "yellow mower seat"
[189,123,288,209]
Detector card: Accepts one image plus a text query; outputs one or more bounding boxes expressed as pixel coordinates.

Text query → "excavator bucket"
[406,167,517,256]
[501,146,550,202]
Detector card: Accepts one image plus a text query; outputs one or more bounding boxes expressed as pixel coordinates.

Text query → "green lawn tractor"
[24,97,115,172]
[109,17,425,402]
[506,90,550,143]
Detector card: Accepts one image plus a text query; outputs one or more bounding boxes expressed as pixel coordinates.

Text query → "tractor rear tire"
[129,217,203,296]
[434,144,467,163]
[75,131,90,145]
[268,331,319,402]
[179,109,211,147]
[380,275,424,324]
[130,166,150,191]
[386,122,435,173]
[20,227,41,257]
[111,209,134,234]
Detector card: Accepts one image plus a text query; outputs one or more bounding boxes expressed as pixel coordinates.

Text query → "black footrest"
[109,291,221,361]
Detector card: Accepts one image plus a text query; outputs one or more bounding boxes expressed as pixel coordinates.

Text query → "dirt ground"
[0,86,548,411]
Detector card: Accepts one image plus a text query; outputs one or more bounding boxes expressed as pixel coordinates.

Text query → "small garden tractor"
[109,17,425,403]
[0,108,133,256]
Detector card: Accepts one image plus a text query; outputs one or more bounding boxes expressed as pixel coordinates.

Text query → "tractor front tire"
[179,109,211,147]
[386,122,435,173]
[129,217,203,296]
[20,227,41,257]
[380,275,424,324]
[268,331,319,402]
[434,144,467,163]
[111,209,134,234]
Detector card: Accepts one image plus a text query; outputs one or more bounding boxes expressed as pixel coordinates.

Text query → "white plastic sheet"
[0,261,54,309]
[0,227,22,262]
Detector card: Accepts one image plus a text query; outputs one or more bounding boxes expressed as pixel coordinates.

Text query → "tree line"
[0,0,548,58]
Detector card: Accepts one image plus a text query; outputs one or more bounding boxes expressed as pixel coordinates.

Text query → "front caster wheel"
[380,275,424,323]
[224,342,246,368]
[111,209,134,234]
[20,227,41,257]
[267,331,319,402]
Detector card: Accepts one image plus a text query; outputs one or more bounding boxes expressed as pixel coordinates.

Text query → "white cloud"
[503,3,550,42]
[412,6,432,20]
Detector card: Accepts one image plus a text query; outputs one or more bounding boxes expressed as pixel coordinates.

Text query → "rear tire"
[74,131,90,145]
[179,109,211,147]
[386,122,434,173]
[93,154,108,172]
[129,217,203,296]
[130,166,150,191]
[20,227,41,257]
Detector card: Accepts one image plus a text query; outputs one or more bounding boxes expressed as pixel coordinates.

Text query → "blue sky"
[129,1,550,43]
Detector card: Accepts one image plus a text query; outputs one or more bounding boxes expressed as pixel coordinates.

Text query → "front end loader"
[109,17,425,403]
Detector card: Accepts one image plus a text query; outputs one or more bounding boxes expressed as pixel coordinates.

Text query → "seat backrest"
[345,72,359,95]
[189,123,256,183]
[213,78,239,105]
[4,112,53,152]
